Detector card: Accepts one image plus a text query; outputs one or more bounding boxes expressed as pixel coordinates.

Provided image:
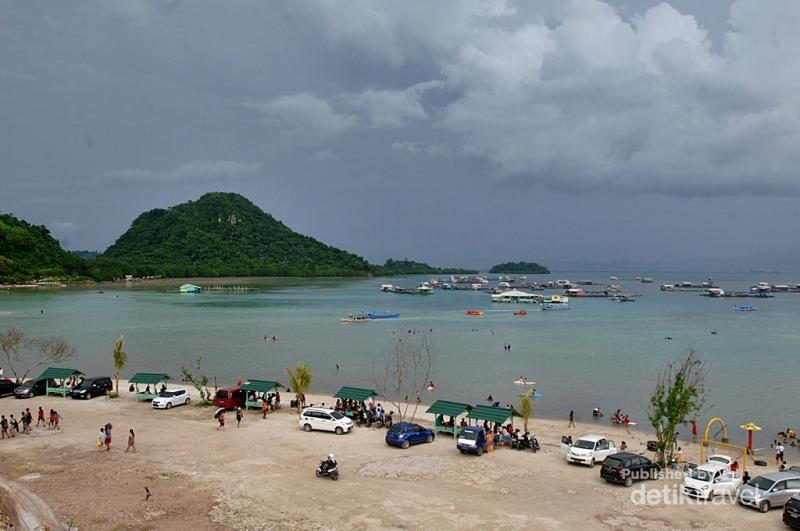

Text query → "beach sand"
[0,384,787,530]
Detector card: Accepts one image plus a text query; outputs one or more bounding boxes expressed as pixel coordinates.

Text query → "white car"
[682,462,741,500]
[299,407,353,435]
[151,388,191,409]
[562,434,616,467]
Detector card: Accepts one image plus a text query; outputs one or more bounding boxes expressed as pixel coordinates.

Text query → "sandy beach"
[0,384,789,530]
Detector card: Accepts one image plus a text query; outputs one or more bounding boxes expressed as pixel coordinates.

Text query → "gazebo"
[467,404,515,428]
[129,373,170,401]
[240,379,282,410]
[426,400,472,436]
[39,367,84,397]
[333,386,378,416]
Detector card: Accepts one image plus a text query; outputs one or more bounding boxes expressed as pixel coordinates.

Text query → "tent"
[240,379,282,410]
[39,367,84,397]
[129,373,171,401]
[426,400,472,436]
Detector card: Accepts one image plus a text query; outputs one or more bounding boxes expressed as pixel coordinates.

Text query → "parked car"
[151,388,191,409]
[682,462,741,500]
[214,387,246,410]
[737,472,800,512]
[0,378,18,397]
[457,426,488,455]
[14,378,56,399]
[298,407,353,435]
[562,434,616,467]
[70,377,113,399]
[385,422,434,449]
[783,494,800,528]
[600,452,660,487]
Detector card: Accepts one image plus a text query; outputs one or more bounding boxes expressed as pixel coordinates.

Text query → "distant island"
[375,258,478,275]
[489,261,550,274]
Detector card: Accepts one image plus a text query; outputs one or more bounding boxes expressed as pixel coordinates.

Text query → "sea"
[1,272,798,451]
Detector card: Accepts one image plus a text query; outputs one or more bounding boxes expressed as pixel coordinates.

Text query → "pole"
[748,430,753,453]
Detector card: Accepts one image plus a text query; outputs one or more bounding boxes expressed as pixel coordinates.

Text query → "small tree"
[372,331,437,422]
[286,362,312,412]
[518,394,534,433]
[647,350,708,467]
[180,357,213,405]
[112,335,127,396]
[0,327,77,383]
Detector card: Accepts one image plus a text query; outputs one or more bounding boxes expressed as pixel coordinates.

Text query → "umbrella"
[214,407,225,419]
[740,422,762,453]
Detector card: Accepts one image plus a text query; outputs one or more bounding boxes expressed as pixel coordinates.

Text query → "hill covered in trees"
[375,258,478,275]
[93,192,373,279]
[489,261,551,274]
[0,214,87,283]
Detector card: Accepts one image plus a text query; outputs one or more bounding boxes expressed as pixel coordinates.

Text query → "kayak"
[465,310,485,316]
[513,379,537,385]
[514,310,527,316]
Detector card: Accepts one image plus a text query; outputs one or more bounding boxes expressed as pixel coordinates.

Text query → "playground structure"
[701,417,750,472]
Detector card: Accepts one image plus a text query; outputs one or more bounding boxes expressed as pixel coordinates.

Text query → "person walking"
[569,410,575,428]
[692,420,698,443]
[776,442,785,466]
[37,406,45,427]
[216,411,225,431]
[125,429,136,453]
[53,410,61,431]
[104,422,113,451]
[261,398,268,419]
[9,415,18,437]
[235,407,243,428]
[98,427,106,449]
[0,416,7,439]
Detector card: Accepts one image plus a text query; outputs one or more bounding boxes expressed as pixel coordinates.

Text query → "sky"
[1,0,799,271]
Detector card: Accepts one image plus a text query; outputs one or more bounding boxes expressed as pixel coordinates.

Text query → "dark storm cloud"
[0,0,798,268]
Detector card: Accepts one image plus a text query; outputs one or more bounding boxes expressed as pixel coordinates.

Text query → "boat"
[340,314,369,323]
[641,277,655,283]
[491,289,542,304]
[542,295,570,311]
[609,276,619,281]
[179,283,201,293]
[513,378,536,385]
[465,310,485,316]
[379,284,394,292]
[734,304,756,312]
[513,310,527,316]
[416,283,434,295]
[367,311,400,320]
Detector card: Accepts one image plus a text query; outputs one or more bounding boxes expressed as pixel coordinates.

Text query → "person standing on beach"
[98,427,106,449]
[0,416,7,439]
[217,411,225,431]
[261,398,268,419]
[236,407,243,428]
[37,407,45,427]
[104,422,112,450]
[126,429,136,453]
[692,420,698,443]
[569,410,575,428]
[776,442,785,466]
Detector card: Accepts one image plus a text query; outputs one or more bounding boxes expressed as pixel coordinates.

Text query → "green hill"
[489,261,550,274]
[376,258,477,275]
[94,192,372,279]
[0,214,87,283]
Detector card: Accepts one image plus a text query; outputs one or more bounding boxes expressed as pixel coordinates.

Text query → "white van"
[562,434,616,467]
[299,407,354,435]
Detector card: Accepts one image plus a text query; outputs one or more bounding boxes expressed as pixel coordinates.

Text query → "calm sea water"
[1,272,799,449]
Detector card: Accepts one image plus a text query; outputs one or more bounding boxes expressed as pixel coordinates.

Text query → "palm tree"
[286,362,312,413]
[518,394,534,433]
[112,335,127,396]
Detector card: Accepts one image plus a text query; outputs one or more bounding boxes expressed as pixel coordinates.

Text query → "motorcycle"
[316,461,339,481]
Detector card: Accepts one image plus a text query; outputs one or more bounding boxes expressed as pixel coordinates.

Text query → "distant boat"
[367,311,400,320]
[542,295,570,311]
[179,284,201,293]
[734,304,756,312]
[609,276,619,281]
[513,309,527,316]
[465,310,485,316]
[340,314,369,323]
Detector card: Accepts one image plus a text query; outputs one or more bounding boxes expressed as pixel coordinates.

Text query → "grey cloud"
[105,160,259,183]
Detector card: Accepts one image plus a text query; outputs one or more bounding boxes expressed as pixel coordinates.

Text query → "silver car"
[737,472,800,512]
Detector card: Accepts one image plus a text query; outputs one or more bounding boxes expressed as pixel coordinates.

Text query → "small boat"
[465,310,485,316]
[609,276,619,281]
[513,378,536,385]
[542,303,570,311]
[513,310,527,316]
[367,311,400,320]
[734,304,756,312]
[340,314,369,323]
[179,283,201,293]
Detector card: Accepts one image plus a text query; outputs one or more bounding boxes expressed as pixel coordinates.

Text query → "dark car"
[213,387,246,410]
[14,378,56,399]
[385,422,435,449]
[0,378,18,397]
[600,452,660,487]
[70,376,113,399]
[784,494,800,529]
[457,426,488,455]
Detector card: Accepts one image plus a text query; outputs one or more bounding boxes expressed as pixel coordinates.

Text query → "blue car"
[385,422,435,449]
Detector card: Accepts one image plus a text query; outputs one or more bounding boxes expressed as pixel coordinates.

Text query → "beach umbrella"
[740,422,762,453]
[214,407,225,419]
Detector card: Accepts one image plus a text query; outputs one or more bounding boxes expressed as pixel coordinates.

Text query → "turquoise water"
[1,272,799,449]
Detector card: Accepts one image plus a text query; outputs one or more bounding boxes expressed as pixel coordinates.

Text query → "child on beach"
[126,429,136,453]
[236,407,243,428]
[104,422,112,450]
[98,428,106,449]
[217,411,225,431]
[37,407,45,427]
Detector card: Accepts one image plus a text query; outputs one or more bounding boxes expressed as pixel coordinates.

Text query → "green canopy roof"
[468,405,515,425]
[129,373,170,385]
[333,386,378,401]
[426,400,472,417]
[39,367,83,380]
[240,380,281,393]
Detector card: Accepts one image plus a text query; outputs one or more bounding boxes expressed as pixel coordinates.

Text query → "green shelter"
[333,386,378,416]
[240,379,282,410]
[426,400,472,436]
[39,367,84,397]
[468,404,515,426]
[129,373,170,401]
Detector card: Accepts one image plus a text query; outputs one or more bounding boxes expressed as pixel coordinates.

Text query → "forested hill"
[95,192,372,278]
[489,261,551,274]
[375,259,478,275]
[0,214,87,283]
